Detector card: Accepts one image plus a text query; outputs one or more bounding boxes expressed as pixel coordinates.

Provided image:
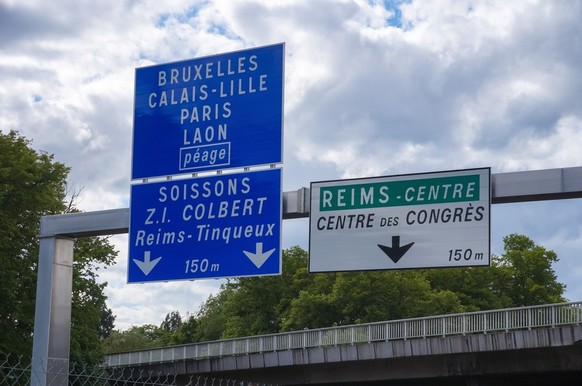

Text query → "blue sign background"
[128,168,282,283]
[132,43,284,180]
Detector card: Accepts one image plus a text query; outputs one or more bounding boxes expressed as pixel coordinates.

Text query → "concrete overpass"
[104,301,582,385]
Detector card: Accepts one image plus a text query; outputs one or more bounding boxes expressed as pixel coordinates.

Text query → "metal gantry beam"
[491,166,582,203]
[35,166,582,239]
[30,166,582,385]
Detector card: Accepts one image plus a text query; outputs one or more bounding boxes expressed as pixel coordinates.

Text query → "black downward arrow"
[378,236,415,263]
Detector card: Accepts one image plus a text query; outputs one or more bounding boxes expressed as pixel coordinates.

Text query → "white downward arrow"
[243,242,275,269]
[133,251,162,276]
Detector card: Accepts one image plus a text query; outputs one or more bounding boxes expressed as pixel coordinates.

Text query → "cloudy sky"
[2,0,582,330]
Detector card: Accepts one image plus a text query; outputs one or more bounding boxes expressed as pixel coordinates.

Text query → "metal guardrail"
[105,301,582,368]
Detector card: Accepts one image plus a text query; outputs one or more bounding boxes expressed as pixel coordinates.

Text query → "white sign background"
[309,168,490,273]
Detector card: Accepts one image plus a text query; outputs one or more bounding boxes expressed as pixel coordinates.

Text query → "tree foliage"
[0,131,69,356]
[494,233,565,306]
[70,236,118,367]
[104,235,566,353]
[103,324,172,353]
[160,311,183,333]
[0,131,117,366]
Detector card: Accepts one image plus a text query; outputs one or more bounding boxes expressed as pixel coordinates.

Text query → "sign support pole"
[31,237,74,386]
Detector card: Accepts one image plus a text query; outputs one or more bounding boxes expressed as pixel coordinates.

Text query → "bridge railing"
[105,301,582,367]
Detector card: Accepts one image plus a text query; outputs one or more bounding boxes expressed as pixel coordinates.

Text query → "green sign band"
[319,174,481,211]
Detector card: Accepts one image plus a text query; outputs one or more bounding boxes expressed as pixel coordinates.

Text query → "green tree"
[160,311,183,333]
[108,235,567,351]
[425,234,566,310]
[180,247,465,336]
[281,254,463,330]
[281,272,339,330]
[103,325,170,353]
[221,276,285,337]
[100,306,116,339]
[493,233,566,306]
[220,246,316,337]
[425,267,512,311]
[0,131,117,365]
[173,246,317,340]
[70,236,117,367]
[167,313,201,345]
[195,290,230,341]
[0,131,69,357]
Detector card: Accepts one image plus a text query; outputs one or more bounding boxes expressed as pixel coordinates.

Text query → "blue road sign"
[132,43,284,180]
[128,168,282,283]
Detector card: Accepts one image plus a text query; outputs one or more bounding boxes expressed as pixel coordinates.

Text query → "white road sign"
[309,168,491,272]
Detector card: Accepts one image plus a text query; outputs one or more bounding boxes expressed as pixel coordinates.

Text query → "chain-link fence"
[1,353,276,386]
